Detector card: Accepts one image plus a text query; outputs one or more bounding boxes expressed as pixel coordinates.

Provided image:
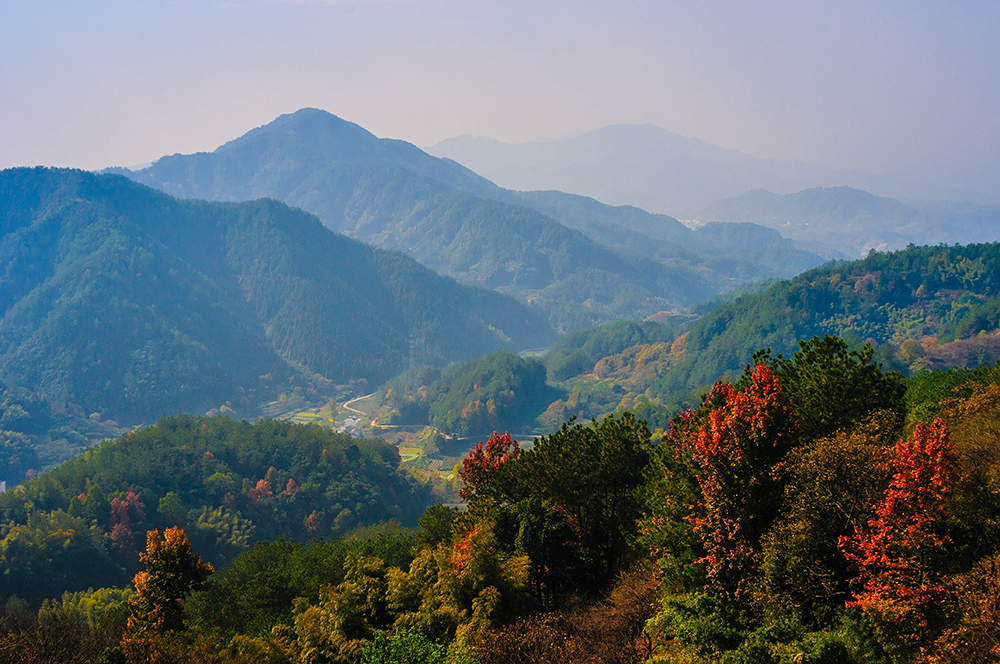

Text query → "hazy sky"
[2,0,998,199]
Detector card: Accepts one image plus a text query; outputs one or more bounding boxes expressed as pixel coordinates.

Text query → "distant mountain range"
[686,187,1000,258]
[114,109,830,329]
[426,125,899,214]
[0,167,554,424]
[513,189,825,282]
[427,126,1000,251]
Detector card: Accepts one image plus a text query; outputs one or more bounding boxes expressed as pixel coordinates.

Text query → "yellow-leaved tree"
[127,527,214,635]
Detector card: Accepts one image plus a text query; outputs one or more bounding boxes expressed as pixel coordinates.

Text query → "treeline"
[0,415,431,604]
[4,336,1000,663]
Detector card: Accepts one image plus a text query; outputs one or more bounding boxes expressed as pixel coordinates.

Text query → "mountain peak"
[214,107,381,160]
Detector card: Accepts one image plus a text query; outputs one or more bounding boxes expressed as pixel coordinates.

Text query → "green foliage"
[0,509,125,604]
[361,627,446,664]
[746,335,906,443]
[188,532,419,638]
[457,413,653,601]
[648,243,1000,407]
[39,587,135,630]
[511,414,652,585]
[0,415,431,603]
[904,361,1000,425]
[544,319,677,381]
[382,366,442,426]
[429,351,555,437]
[417,504,458,549]
[761,412,899,619]
[0,166,555,425]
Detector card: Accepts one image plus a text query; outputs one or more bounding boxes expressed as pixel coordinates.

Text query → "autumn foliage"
[839,418,957,626]
[458,431,520,506]
[128,527,214,635]
[7,337,1000,663]
[674,363,794,600]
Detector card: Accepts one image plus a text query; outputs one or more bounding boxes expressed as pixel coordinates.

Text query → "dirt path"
[342,392,377,416]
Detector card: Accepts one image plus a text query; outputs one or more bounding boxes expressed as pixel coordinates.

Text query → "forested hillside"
[379,350,557,437]
[657,243,1000,400]
[541,243,1000,417]
[369,243,1000,442]
[0,415,429,604]
[0,167,553,428]
[119,109,839,330]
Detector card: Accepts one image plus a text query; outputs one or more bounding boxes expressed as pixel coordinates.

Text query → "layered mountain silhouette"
[686,187,1000,258]
[513,189,825,282]
[426,125,896,214]
[0,167,554,423]
[117,109,830,329]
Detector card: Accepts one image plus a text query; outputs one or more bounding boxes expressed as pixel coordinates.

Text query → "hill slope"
[642,242,1000,404]
[515,189,827,284]
[118,109,819,329]
[0,167,554,424]
[0,415,430,602]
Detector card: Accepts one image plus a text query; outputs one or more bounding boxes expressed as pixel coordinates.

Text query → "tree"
[127,527,214,634]
[458,431,520,509]
[760,411,898,618]
[674,363,794,601]
[513,413,652,587]
[746,335,905,443]
[839,418,957,631]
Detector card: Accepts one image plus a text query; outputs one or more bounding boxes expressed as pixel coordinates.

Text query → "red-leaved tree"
[681,363,794,600]
[839,418,957,627]
[458,431,520,507]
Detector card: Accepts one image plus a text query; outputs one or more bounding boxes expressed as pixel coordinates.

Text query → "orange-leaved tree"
[679,363,794,601]
[839,418,957,629]
[128,527,214,635]
[458,431,520,509]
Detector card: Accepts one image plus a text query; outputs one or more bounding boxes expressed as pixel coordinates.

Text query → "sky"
[2,0,998,202]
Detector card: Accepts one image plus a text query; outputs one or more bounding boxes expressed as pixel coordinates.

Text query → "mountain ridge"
[687,186,1000,258]
[118,110,734,329]
[0,167,554,424]
[426,124,899,214]
[118,109,839,329]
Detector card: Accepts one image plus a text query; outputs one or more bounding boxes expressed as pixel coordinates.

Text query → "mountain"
[0,167,554,425]
[426,125,896,215]
[513,189,827,283]
[123,108,514,206]
[686,187,1000,258]
[117,109,819,330]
